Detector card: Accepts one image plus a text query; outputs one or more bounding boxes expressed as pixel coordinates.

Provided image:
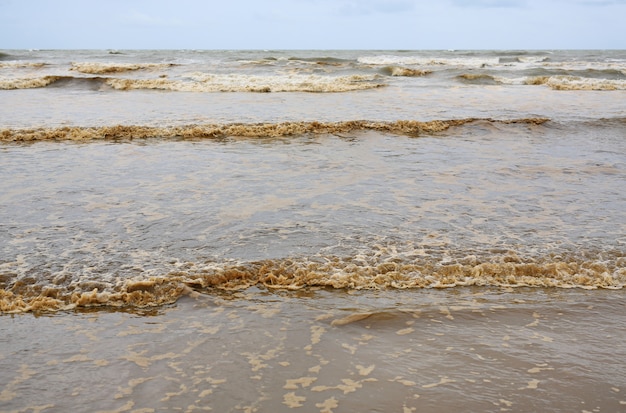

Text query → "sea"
[1,49,625,412]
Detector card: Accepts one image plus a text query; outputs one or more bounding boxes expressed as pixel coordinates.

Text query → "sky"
[1,0,625,50]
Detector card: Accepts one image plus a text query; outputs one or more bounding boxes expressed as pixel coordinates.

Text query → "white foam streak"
[540,61,626,72]
[494,75,626,90]
[70,62,175,74]
[358,55,500,68]
[107,73,384,93]
[517,56,549,64]
[0,76,60,90]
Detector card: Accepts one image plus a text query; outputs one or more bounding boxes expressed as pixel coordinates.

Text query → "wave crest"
[0,62,47,69]
[525,75,626,91]
[0,118,550,142]
[70,62,176,74]
[0,72,384,92]
[0,75,62,89]
[457,73,626,90]
[358,55,500,67]
[106,73,384,93]
[2,252,624,313]
[382,66,432,77]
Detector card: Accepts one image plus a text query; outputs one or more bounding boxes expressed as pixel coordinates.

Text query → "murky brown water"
[2,121,625,412]
[2,288,626,412]
[1,49,625,412]
[2,122,625,312]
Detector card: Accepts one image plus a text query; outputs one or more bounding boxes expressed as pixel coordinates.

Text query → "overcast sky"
[1,0,625,50]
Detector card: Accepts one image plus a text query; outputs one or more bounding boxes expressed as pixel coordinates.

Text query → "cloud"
[304,0,414,16]
[120,10,183,27]
[370,0,415,13]
[450,0,527,7]
[576,0,626,4]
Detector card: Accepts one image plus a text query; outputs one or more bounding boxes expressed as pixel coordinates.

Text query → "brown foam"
[0,72,383,92]
[458,74,494,80]
[0,118,550,142]
[105,73,384,92]
[70,62,175,74]
[184,257,625,291]
[525,76,626,90]
[0,76,62,90]
[457,73,498,84]
[1,252,623,314]
[1,276,188,314]
[0,62,47,68]
[386,67,432,77]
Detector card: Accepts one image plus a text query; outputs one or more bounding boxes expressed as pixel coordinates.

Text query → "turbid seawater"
[1,49,625,412]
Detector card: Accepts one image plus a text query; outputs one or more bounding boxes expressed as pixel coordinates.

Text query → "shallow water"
[1,49,625,412]
[1,121,625,313]
[2,288,626,412]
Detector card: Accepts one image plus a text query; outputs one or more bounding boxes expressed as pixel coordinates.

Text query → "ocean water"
[1,49,625,412]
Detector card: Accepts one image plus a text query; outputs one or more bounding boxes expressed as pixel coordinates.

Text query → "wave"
[0,73,385,92]
[1,250,624,314]
[457,73,500,85]
[380,66,432,77]
[242,55,352,64]
[541,60,626,73]
[70,62,177,74]
[116,73,383,92]
[0,62,47,69]
[358,55,500,68]
[287,56,351,63]
[515,56,550,64]
[457,73,626,90]
[523,75,626,91]
[358,54,626,75]
[0,118,550,142]
[0,75,114,90]
[0,75,63,89]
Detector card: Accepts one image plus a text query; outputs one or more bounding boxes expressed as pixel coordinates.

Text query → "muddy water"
[1,122,625,313]
[2,288,625,412]
[1,47,626,411]
[1,119,625,412]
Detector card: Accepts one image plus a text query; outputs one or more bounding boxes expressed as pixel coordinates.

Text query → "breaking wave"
[109,73,383,92]
[0,118,550,142]
[70,62,177,74]
[0,73,384,92]
[2,249,624,314]
[522,75,626,90]
[457,73,500,85]
[457,73,626,90]
[380,66,432,77]
[0,62,47,69]
[358,55,500,68]
[0,75,63,89]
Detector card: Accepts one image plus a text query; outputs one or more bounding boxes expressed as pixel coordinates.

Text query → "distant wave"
[0,75,63,89]
[0,73,385,92]
[359,55,500,68]
[0,118,550,142]
[456,73,500,85]
[516,56,550,64]
[0,62,47,68]
[380,66,432,77]
[457,73,626,90]
[358,54,626,76]
[70,62,177,74]
[523,75,626,91]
